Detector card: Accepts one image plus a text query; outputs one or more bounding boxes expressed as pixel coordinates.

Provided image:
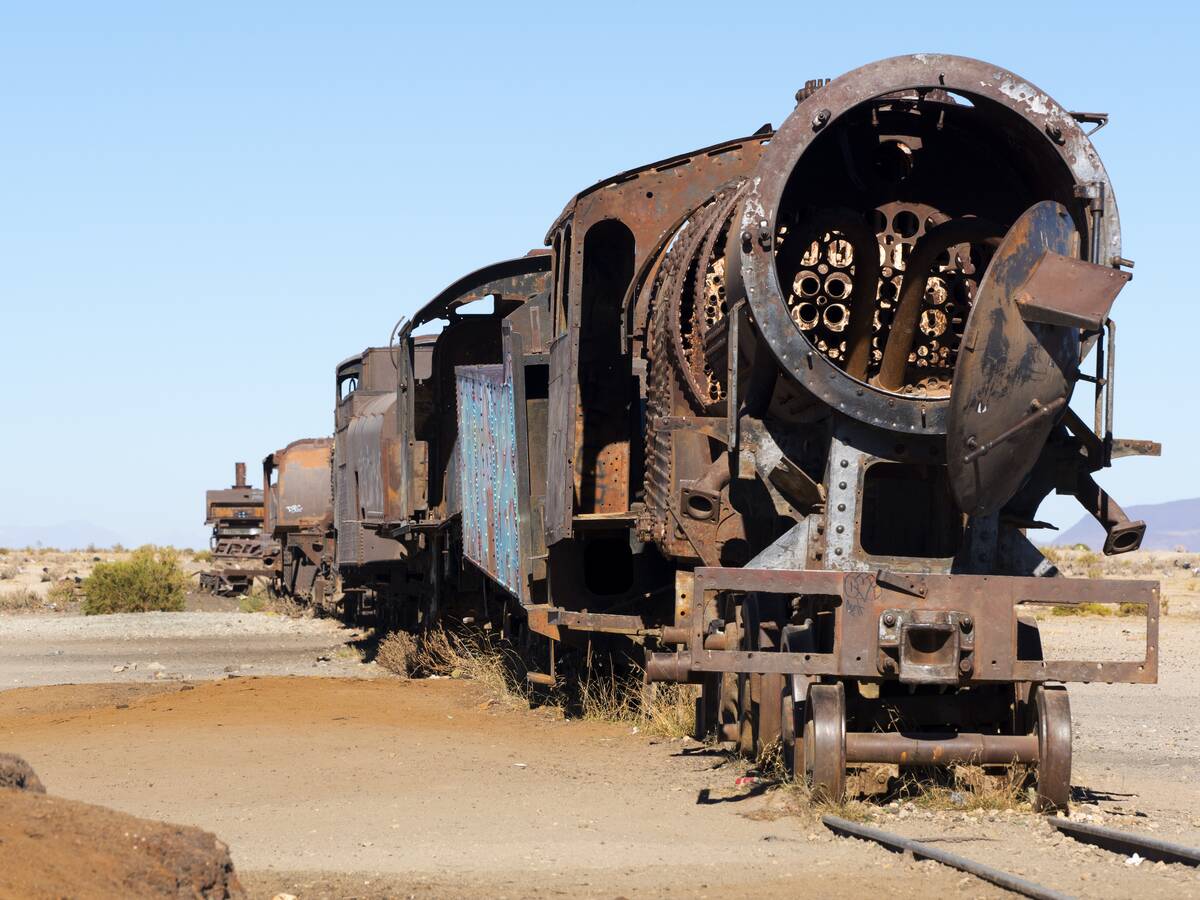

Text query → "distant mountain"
[1052,498,1200,551]
[0,521,125,551]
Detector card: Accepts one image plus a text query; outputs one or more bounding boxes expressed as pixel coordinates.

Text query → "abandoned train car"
[263,54,1160,808]
[201,462,268,595]
[262,437,335,607]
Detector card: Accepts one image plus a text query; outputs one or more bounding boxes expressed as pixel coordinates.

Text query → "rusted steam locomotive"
[251,55,1161,808]
[201,462,269,595]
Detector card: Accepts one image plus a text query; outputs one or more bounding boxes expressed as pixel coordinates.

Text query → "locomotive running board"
[648,567,1159,685]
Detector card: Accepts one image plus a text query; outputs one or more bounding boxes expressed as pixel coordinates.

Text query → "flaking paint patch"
[999,79,1054,116]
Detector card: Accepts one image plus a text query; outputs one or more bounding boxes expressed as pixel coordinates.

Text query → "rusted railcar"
[263,438,335,607]
[201,462,268,595]
[385,253,552,627]
[251,53,1158,808]
[434,54,1160,808]
[331,346,407,617]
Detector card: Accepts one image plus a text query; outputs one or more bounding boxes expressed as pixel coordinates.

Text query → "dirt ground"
[1,549,1199,898]
[0,784,241,900]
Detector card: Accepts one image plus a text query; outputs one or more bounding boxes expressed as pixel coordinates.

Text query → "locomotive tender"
[258,55,1161,808]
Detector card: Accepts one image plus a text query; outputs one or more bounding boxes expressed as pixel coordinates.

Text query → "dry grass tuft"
[374,628,699,732]
[375,631,419,678]
[640,683,698,738]
[375,628,530,704]
[765,762,1030,824]
[238,587,307,617]
[0,589,44,613]
[905,763,1032,812]
[45,581,79,606]
[1051,600,1163,617]
[576,670,697,738]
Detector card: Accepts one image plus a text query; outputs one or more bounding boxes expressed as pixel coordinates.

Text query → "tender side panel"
[456,363,523,600]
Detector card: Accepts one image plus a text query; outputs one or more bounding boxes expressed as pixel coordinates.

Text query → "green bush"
[81,546,187,614]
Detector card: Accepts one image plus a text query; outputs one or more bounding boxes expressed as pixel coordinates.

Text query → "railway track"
[823,813,1200,899]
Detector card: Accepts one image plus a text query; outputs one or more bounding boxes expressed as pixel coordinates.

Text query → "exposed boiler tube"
[876,219,1002,391]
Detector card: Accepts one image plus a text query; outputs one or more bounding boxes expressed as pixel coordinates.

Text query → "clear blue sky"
[1,2,1194,549]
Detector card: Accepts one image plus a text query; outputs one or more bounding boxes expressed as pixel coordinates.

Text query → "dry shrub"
[376,628,529,703]
[0,565,19,581]
[771,762,1029,823]
[46,581,78,606]
[577,669,638,724]
[193,550,213,563]
[0,589,44,612]
[907,763,1032,812]
[238,587,306,617]
[81,546,187,615]
[375,631,418,678]
[577,669,697,738]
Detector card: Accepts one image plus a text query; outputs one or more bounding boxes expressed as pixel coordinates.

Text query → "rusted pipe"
[844,731,1038,765]
[1073,472,1145,555]
[693,454,732,496]
[645,651,702,683]
[661,625,689,645]
[877,219,1003,391]
[660,626,726,650]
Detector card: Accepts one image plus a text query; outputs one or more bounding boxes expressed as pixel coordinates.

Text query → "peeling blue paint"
[455,363,523,598]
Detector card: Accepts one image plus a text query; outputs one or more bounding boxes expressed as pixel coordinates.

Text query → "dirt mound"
[0,783,243,899]
[0,753,45,792]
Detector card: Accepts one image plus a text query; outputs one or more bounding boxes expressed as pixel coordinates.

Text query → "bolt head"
[959,657,973,674]
[960,616,973,633]
[882,612,897,628]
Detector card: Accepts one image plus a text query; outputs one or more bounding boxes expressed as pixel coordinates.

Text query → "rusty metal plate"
[456,363,524,600]
[948,201,1080,516]
[1015,251,1130,331]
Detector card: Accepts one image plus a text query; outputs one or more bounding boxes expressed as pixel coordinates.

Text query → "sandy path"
[0,611,1197,898]
[0,612,370,687]
[0,677,999,899]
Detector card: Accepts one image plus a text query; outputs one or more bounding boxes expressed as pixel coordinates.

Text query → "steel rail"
[1047,817,1200,867]
[822,815,1075,900]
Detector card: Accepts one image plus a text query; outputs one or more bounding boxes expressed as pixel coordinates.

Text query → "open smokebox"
[736,62,1155,547]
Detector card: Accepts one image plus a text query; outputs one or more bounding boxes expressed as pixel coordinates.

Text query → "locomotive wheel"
[803,682,846,802]
[1033,685,1072,812]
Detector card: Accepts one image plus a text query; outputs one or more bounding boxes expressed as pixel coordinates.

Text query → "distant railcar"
[263,438,335,607]
[201,462,267,595]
